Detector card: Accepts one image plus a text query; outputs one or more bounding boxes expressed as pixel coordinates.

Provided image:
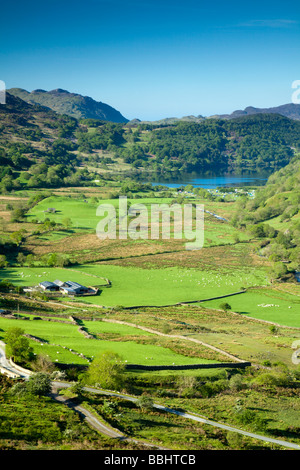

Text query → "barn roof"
[53,279,65,287]
[65,281,87,289]
[39,281,56,288]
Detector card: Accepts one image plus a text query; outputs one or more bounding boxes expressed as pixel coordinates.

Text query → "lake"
[150,171,272,189]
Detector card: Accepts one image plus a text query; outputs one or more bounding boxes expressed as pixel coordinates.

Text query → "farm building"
[38,280,96,296]
[60,281,90,295]
[53,280,65,288]
[39,281,60,292]
[58,281,90,296]
[0,309,11,315]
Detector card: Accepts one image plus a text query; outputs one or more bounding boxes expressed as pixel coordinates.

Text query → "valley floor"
[0,188,299,451]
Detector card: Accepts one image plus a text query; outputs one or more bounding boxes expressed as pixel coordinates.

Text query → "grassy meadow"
[0,262,269,307]
[201,287,300,328]
[1,193,272,308]
[1,191,299,368]
[0,314,222,367]
[1,98,300,452]
[25,194,251,248]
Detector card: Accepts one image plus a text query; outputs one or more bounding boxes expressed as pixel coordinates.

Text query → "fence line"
[122,290,247,310]
[125,362,251,371]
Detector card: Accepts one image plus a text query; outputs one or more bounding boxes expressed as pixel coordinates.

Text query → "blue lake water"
[150,171,272,189]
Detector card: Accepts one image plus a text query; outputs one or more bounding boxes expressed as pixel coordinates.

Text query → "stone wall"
[125,361,251,371]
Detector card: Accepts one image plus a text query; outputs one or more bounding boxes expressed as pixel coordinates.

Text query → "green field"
[0,263,269,307]
[26,195,251,247]
[77,263,269,307]
[0,266,109,289]
[27,196,176,229]
[201,288,300,327]
[0,316,217,367]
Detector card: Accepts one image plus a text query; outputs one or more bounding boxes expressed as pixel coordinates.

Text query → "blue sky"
[1,0,299,120]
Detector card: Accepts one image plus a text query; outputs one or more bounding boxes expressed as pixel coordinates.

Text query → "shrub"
[101,400,118,417]
[229,374,244,392]
[31,353,55,373]
[251,370,293,388]
[235,408,267,432]
[252,372,278,387]
[219,302,231,311]
[269,325,279,335]
[262,360,271,367]
[199,379,228,398]
[9,382,28,396]
[235,409,256,425]
[137,395,154,411]
[26,372,52,397]
[84,351,125,390]
[226,431,245,449]
[4,327,34,363]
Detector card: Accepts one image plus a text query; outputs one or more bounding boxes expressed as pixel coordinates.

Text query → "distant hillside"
[0,92,79,145]
[130,103,300,124]
[213,103,300,121]
[123,114,300,175]
[1,93,300,192]
[0,92,100,191]
[8,88,129,123]
[231,153,300,278]
[130,115,205,126]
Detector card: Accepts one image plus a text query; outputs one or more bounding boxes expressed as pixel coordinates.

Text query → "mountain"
[212,103,300,121]
[0,92,84,190]
[134,115,206,126]
[0,92,78,144]
[1,92,300,191]
[8,87,300,123]
[8,88,129,123]
[131,104,300,124]
[0,92,129,192]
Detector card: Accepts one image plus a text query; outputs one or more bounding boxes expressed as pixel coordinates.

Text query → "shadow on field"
[268,427,300,440]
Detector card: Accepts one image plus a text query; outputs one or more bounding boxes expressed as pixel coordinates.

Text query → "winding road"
[1,342,300,450]
[49,387,168,449]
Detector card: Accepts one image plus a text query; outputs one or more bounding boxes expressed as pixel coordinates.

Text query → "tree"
[229,374,244,391]
[26,372,52,397]
[4,327,34,363]
[68,382,84,400]
[45,252,71,267]
[269,325,279,335]
[26,254,35,267]
[10,230,26,246]
[84,351,125,390]
[219,302,232,311]
[46,253,59,267]
[137,395,154,411]
[10,207,26,222]
[0,254,8,268]
[16,252,26,266]
[10,381,28,396]
[62,217,73,230]
[268,262,288,280]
